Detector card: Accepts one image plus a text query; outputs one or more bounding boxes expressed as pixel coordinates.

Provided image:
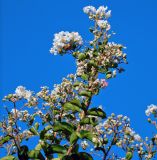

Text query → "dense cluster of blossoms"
[15,86,32,100]
[83,6,111,20]
[50,31,83,55]
[145,104,157,117]
[0,3,156,160]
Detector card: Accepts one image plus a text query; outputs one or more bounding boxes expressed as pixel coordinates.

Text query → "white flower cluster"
[97,20,110,30]
[83,6,111,30]
[83,6,111,19]
[11,109,30,121]
[125,127,141,141]
[76,60,87,76]
[145,104,157,116]
[51,77,74,103]
[15,86,32,101]
[50,31,83,55]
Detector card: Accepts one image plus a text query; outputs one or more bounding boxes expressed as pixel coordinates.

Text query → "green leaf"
[70,99,82,108]
[87,108,106,119]
[28,150,45,160]
[35,143,42,151]
[35,122,39,130]
[79,90,92,97]
[53,109,60,115]
[126,152,133,160]
[81,74,89,80]
[40,125,53,139]
[0,136,11,145]
[1,155,17,160]
[80,117,97,126]
[78,53,86,60]
[53,122,75,134]
[29,127,38,135]
[106,71,112,79]
[28,116,34,125]
[70,132,79,144]
[48,144,67,154]
[88,60,97,68]
[78,130,96,142]
[73,81,81,87]
[63,102,81,112]
[98,67,107,73]
[44,133,54,140]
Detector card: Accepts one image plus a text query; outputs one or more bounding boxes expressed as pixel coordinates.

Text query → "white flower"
[97,20,111,30]
[15,86,26,98]
[15,86,32,101]
[83,6,96,17]
[134,134,141,141]
[97,20,107,28]
[96,6,107,17]
[50,31,83,55]
[83,5,111,20]
[24,90,32,101]
[145,104,157,116]
[105,10,111,18]
[117,114,123,119]
[11,109,22,118]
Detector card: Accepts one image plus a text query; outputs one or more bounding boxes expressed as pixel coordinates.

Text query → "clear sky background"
[0,0,157,158]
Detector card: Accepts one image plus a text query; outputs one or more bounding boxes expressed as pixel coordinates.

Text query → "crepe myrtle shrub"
[0,4,157,160]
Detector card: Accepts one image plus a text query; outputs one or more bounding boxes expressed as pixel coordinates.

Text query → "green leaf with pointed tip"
[87,108,106,119]
[70,132,79,144]
[0,135,11,145]
[35,143,42,151]
[28,116,34,126]
[79,90,92,97]
[126,152,133,160]
[53,122,75,134]
[63,102,81,112]
[78,130,96,142]
[1,155,17,160]
[35,122,39,130]
[70,99,82,108]
[28,150,45,160]
[48,144,67,154]
[29,127,38,135]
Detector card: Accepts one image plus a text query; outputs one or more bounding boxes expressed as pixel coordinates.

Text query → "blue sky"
[0,0,157,158]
